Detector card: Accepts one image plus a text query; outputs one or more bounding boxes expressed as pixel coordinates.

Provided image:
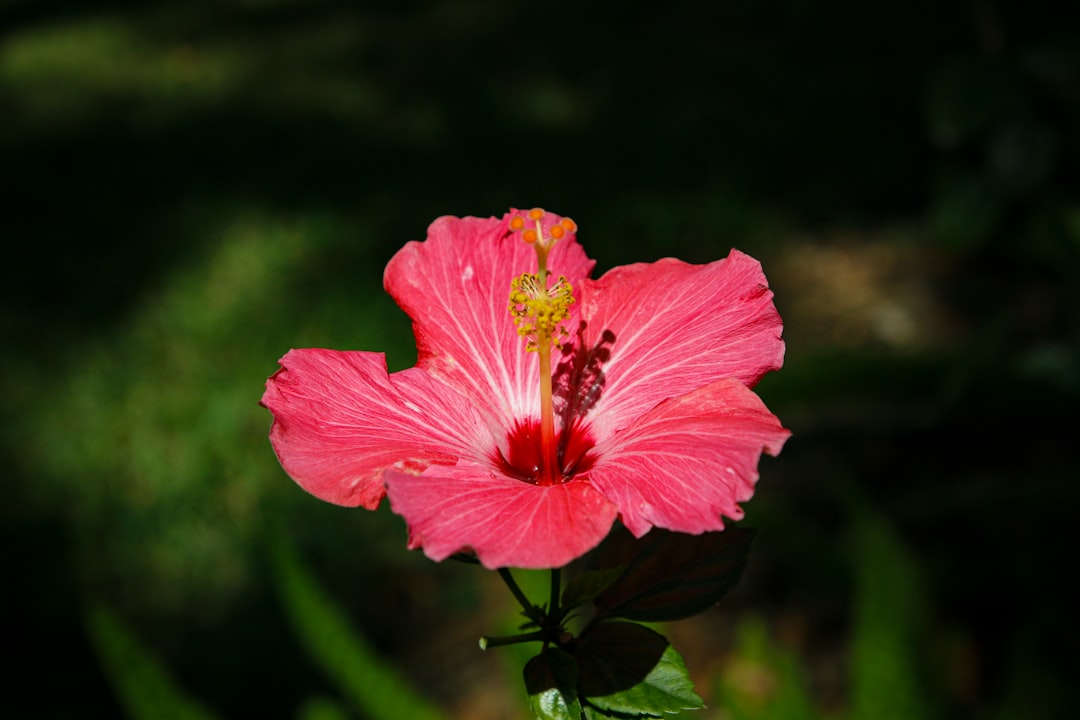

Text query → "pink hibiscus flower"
[261,209,789,569]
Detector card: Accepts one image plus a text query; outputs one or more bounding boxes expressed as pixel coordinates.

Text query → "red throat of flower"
[507,208,577,485]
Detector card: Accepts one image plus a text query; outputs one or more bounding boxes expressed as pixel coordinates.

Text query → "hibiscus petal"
[384,213,595,430]
[576,250,784,438]
[261,348,489,508]
[588,378,790,537]
[384,465,619,569]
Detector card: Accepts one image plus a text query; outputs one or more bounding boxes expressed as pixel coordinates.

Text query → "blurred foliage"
[716,617,820,720]
[271,533,447,720]
[847,510,932,720]
[3,0,1078,718]
[87,604,220,720]
[716,508,929,720]
[296,698,352,720]
[86,536,449,720]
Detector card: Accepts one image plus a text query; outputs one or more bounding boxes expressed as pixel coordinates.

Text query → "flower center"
[494,419,597,486]
[506,208,578,484]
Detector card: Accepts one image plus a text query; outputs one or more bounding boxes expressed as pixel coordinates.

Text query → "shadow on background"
[3,0,1078,717]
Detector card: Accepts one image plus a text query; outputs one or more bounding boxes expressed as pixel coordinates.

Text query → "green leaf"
[561,567,626,613]
[524,647,582,720]
[591,525,754,622]
[576,622,703,717]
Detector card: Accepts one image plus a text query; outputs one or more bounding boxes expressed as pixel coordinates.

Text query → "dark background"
[4,1,1078,718]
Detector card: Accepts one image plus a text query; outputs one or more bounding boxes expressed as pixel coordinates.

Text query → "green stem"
[549,567,561,620]
[478,630,546,650]
[498,567,540,622]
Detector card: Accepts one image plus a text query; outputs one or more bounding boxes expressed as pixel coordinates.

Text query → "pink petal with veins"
[589,377,790,537]
[576,250,784,438]
[261,348,489,508]
[384,464,619,569]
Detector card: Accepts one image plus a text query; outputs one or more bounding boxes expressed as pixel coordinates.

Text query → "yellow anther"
[508,273,574,352]
[509,216,525,231]
[528,208,545,221]
[522,228,538,243]
[560,217,576,232]
[550,225,565,240]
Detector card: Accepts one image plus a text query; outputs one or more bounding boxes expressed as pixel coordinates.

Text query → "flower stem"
[479,630,547,650]
[498,567,540,622]
[487,566,568,652]
[549,567,561,620]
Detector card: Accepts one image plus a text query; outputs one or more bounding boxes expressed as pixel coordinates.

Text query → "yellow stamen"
[508,273,574,352]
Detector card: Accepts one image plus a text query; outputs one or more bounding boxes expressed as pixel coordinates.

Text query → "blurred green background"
[4,0,1078,718]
